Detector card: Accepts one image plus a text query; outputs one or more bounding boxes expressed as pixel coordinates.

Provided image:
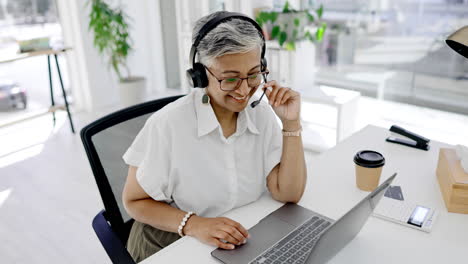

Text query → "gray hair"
[192,11,264,67]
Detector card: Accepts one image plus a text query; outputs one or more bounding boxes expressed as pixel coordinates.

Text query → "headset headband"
[189,12,266,66]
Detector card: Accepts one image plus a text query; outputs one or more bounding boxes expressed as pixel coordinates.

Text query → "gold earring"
[202,93,210,105]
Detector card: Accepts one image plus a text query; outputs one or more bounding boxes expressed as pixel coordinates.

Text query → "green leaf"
[255,12,263,25]
[279,31,287,46]
[317,4,323,19]
[270,12,278,23]
[255,17,263,27]
[285,41,295,51]
[255,11,270,26]
[307,12,314,23]
[304,30,314,41]
[260,11,270,22]
[315,23,326,41]
[271,25,280,39]
[294,18,300,27]
[282,1,291,13]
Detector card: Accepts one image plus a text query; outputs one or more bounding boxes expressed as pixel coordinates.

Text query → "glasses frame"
[204,66,269,91]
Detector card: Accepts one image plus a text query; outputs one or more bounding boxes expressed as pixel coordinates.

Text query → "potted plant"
[255,1,327,89]
[88,0,146,106]
[255,1,326,51]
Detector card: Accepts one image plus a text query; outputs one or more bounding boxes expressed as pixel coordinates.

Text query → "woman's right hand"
[183,215,250,250]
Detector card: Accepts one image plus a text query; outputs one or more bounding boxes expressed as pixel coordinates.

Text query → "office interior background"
[0,0,467,263]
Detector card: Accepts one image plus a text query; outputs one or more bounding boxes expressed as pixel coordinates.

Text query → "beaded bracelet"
[282,126,302,137]
[178,211,195,237]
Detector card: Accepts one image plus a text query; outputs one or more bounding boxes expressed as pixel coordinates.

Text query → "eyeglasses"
[205,66,269,91]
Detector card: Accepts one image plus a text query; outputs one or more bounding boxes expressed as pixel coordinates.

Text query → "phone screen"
[407,206,429,227]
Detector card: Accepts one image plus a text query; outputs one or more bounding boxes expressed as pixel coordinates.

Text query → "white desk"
[142,125,468,264]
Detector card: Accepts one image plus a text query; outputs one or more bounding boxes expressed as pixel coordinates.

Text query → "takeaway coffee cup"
[354,150,385,191]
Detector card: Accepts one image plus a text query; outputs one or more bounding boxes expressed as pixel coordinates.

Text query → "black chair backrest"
[81,95,184,243]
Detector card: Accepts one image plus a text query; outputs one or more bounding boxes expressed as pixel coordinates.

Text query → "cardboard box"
[436,148,468,214]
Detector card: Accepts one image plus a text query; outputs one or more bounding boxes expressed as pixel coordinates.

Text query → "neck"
[211,102,237,127]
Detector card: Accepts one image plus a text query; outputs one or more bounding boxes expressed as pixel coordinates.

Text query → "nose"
[236,79,250,96]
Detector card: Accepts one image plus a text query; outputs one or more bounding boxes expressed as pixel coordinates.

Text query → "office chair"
[81,95,184,264]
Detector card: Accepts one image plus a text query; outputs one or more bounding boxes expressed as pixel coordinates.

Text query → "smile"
[229,95,247,102]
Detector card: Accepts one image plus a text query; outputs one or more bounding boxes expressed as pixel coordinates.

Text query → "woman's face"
[205,49,262,114]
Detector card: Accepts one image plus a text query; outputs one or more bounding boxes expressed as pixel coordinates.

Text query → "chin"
[225,96,249,111]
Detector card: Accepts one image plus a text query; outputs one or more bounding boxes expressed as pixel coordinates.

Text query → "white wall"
[159,0,181,89]
[56,0,166,112]
[122,0,167,95]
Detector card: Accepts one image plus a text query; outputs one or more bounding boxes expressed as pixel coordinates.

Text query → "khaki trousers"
[126,220,180,263]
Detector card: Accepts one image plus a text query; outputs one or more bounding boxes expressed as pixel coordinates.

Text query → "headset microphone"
[250,87,267,108]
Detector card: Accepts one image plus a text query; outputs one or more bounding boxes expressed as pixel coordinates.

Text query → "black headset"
[186,12,267,89]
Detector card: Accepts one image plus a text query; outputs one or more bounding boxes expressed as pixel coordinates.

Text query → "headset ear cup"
[186,63,208,88]
[193,63,209,88]
[261,57,268,72]
[186,68,196,87]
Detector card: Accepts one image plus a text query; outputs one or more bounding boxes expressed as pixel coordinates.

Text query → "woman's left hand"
[263,80,301,122]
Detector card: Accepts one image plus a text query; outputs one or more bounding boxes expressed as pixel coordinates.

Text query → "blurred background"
[0,0,467,263]
[0,0,467,145]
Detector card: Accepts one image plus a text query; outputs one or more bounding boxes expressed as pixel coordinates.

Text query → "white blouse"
[122,88,282,217]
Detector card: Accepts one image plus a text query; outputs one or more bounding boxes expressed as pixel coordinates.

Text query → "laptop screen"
[305,173,396,264]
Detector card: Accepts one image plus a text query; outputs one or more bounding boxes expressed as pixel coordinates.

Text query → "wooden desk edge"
[0,47,72,64]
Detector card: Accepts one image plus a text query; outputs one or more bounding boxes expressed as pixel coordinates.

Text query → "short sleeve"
[263,106,283,178]
[122,115,173,203]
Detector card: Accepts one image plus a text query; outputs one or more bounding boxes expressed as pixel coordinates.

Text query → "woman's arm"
[122,166,188,232]
[263,81,307,203]
[266,120,306,203]
[122,166,250,249]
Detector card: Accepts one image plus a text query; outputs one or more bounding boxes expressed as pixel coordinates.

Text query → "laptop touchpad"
[211,216,295,263]
[269,203,315,226]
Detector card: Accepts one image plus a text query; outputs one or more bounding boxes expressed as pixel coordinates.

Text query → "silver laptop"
[212,173,397,264]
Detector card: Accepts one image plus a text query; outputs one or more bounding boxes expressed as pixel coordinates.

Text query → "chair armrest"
[92,210,135,264]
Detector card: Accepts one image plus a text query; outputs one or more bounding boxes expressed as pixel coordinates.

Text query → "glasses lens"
[247,73,263,87]
[221,78,241,91]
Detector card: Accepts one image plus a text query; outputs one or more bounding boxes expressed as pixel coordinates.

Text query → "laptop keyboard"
[249,216,332,264]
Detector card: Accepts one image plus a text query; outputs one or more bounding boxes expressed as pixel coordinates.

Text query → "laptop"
[211,173,397,264]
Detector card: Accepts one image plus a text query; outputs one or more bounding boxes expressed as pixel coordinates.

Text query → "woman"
[122,11,307,262]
